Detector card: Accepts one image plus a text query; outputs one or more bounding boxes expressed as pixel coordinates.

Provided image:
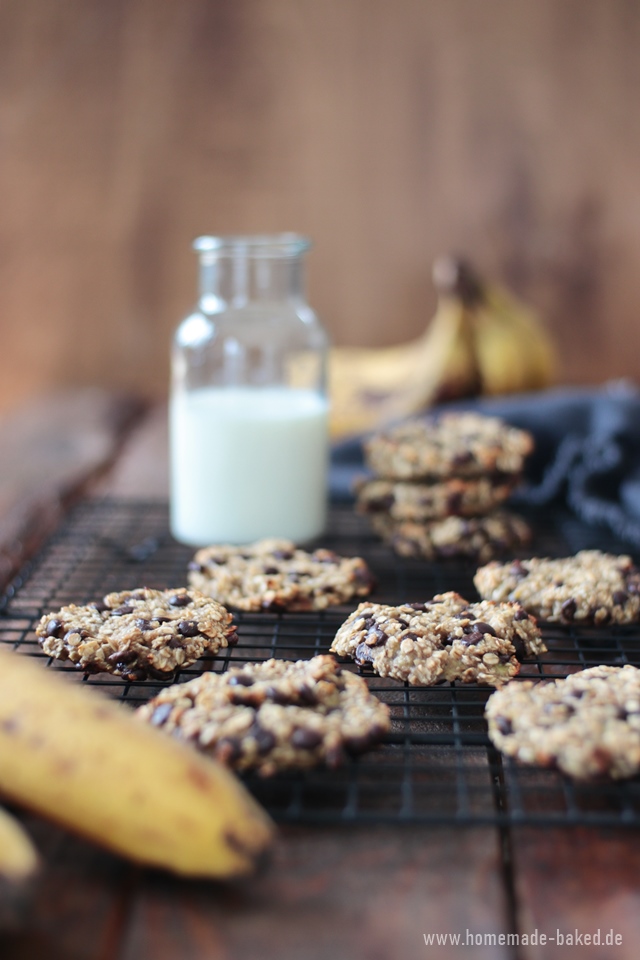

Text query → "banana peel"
[0,649,274,878]
[0,806,38,883]
[328,257,556,439]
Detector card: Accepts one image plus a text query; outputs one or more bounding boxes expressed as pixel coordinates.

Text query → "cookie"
[370,511,531,562]
[474,550,640,625]
[356,474,519,522]
[36,588,237,680]
[485,665,640,779]
[364,412,533,481]
[330,593,545,687]
[136,654,390,776]
[188,539,375,612]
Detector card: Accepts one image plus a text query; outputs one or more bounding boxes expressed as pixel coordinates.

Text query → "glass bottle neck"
[198,253,305,312]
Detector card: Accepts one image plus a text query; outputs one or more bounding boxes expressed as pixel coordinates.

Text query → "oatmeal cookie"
[136,654,390,776]
[474,550,640,625]
[356,474,519,521]
[485,665,640,779]
[364,412,533,481]
[188,539,375,612]
[370,511,531,562]
[36,588,237,680]
[330,593,545,687]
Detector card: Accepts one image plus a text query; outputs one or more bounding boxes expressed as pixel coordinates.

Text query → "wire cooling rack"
[2,498,640,827]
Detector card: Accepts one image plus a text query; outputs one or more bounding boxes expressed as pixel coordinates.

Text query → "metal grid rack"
[2,498,640,828]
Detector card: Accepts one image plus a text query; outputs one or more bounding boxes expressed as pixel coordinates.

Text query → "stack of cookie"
[357,411,534,562]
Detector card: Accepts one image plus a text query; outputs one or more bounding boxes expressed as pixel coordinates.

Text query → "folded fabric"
[330,381,640,548]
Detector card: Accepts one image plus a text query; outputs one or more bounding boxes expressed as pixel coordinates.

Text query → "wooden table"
[2,389,640,960]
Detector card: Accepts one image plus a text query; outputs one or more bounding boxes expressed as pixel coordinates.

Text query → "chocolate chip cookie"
[364,412,533,481]
[355,474,519,521]
[188,539,375,612]
[474,550,640,625]
[330,593,545,687]
[486,665,640,779]
[36,588,237,680]
[136,654,390,776]
[370,511,531,562]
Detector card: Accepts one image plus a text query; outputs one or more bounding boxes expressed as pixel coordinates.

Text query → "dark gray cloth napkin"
[330,381,640,547]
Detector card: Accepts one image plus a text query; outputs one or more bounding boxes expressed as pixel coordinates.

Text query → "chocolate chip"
[169,594,191,607]
[613,591,628,606]
[472,621,497,637]
[46,618,64,638]
[263,566,279,575]
[447,492,463,513]
[452,451,473,466]
[151,703,173,726]
[214,737,242,763]
[107,648,137,664]
[368,494,394,512]
[90,601,109,613]
[408,602,426,611]
[249,725,276,754]
[265,685,290,704]
[229,674,254,687]
[355,641,375,664]
[404,632,420,641]
[177,620,199,637]
[273,549,293,560]
[291,727,322,749]
[297,684,318,706]
[514,607,529,621]
[344,733,374,754]
[135,618,152,630]
[226,627,239,646]
[561,598,577,620]
[156,616,173,623]
[463,630,483,645]
[353,568,376,589]
[111,605,134,616]
[146,666,175,682]
[362,617,376,629]
[495,716,513,735]
[511,637,526,660]
[365,626,387,647]
[326,745,346,767]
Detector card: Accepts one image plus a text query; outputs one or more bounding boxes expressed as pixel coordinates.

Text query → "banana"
[0,649,274,878]
[0,806,38,883]
[327,256,556,439]
[328,268,479,438]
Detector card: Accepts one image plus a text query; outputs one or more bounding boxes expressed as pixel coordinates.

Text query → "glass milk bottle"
[170,234,329,546]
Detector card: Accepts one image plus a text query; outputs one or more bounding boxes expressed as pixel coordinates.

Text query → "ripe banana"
[328,276,479,438]
[0,649,274,877]
[0,806,38,883]
[328,257,556,439]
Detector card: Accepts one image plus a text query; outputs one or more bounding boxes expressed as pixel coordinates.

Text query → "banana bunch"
[328,256,556,439]
[0,649,274,878]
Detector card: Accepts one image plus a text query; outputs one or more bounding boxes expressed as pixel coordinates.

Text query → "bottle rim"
[193,233,311,258]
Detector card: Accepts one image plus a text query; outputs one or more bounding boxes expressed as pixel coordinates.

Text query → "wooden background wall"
[1,0,640,412]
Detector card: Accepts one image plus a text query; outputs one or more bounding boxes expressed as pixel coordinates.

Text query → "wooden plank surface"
[2,0,640,414]
[513,828,640,960]
[0,388,144,590]
[119,827,512,960]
